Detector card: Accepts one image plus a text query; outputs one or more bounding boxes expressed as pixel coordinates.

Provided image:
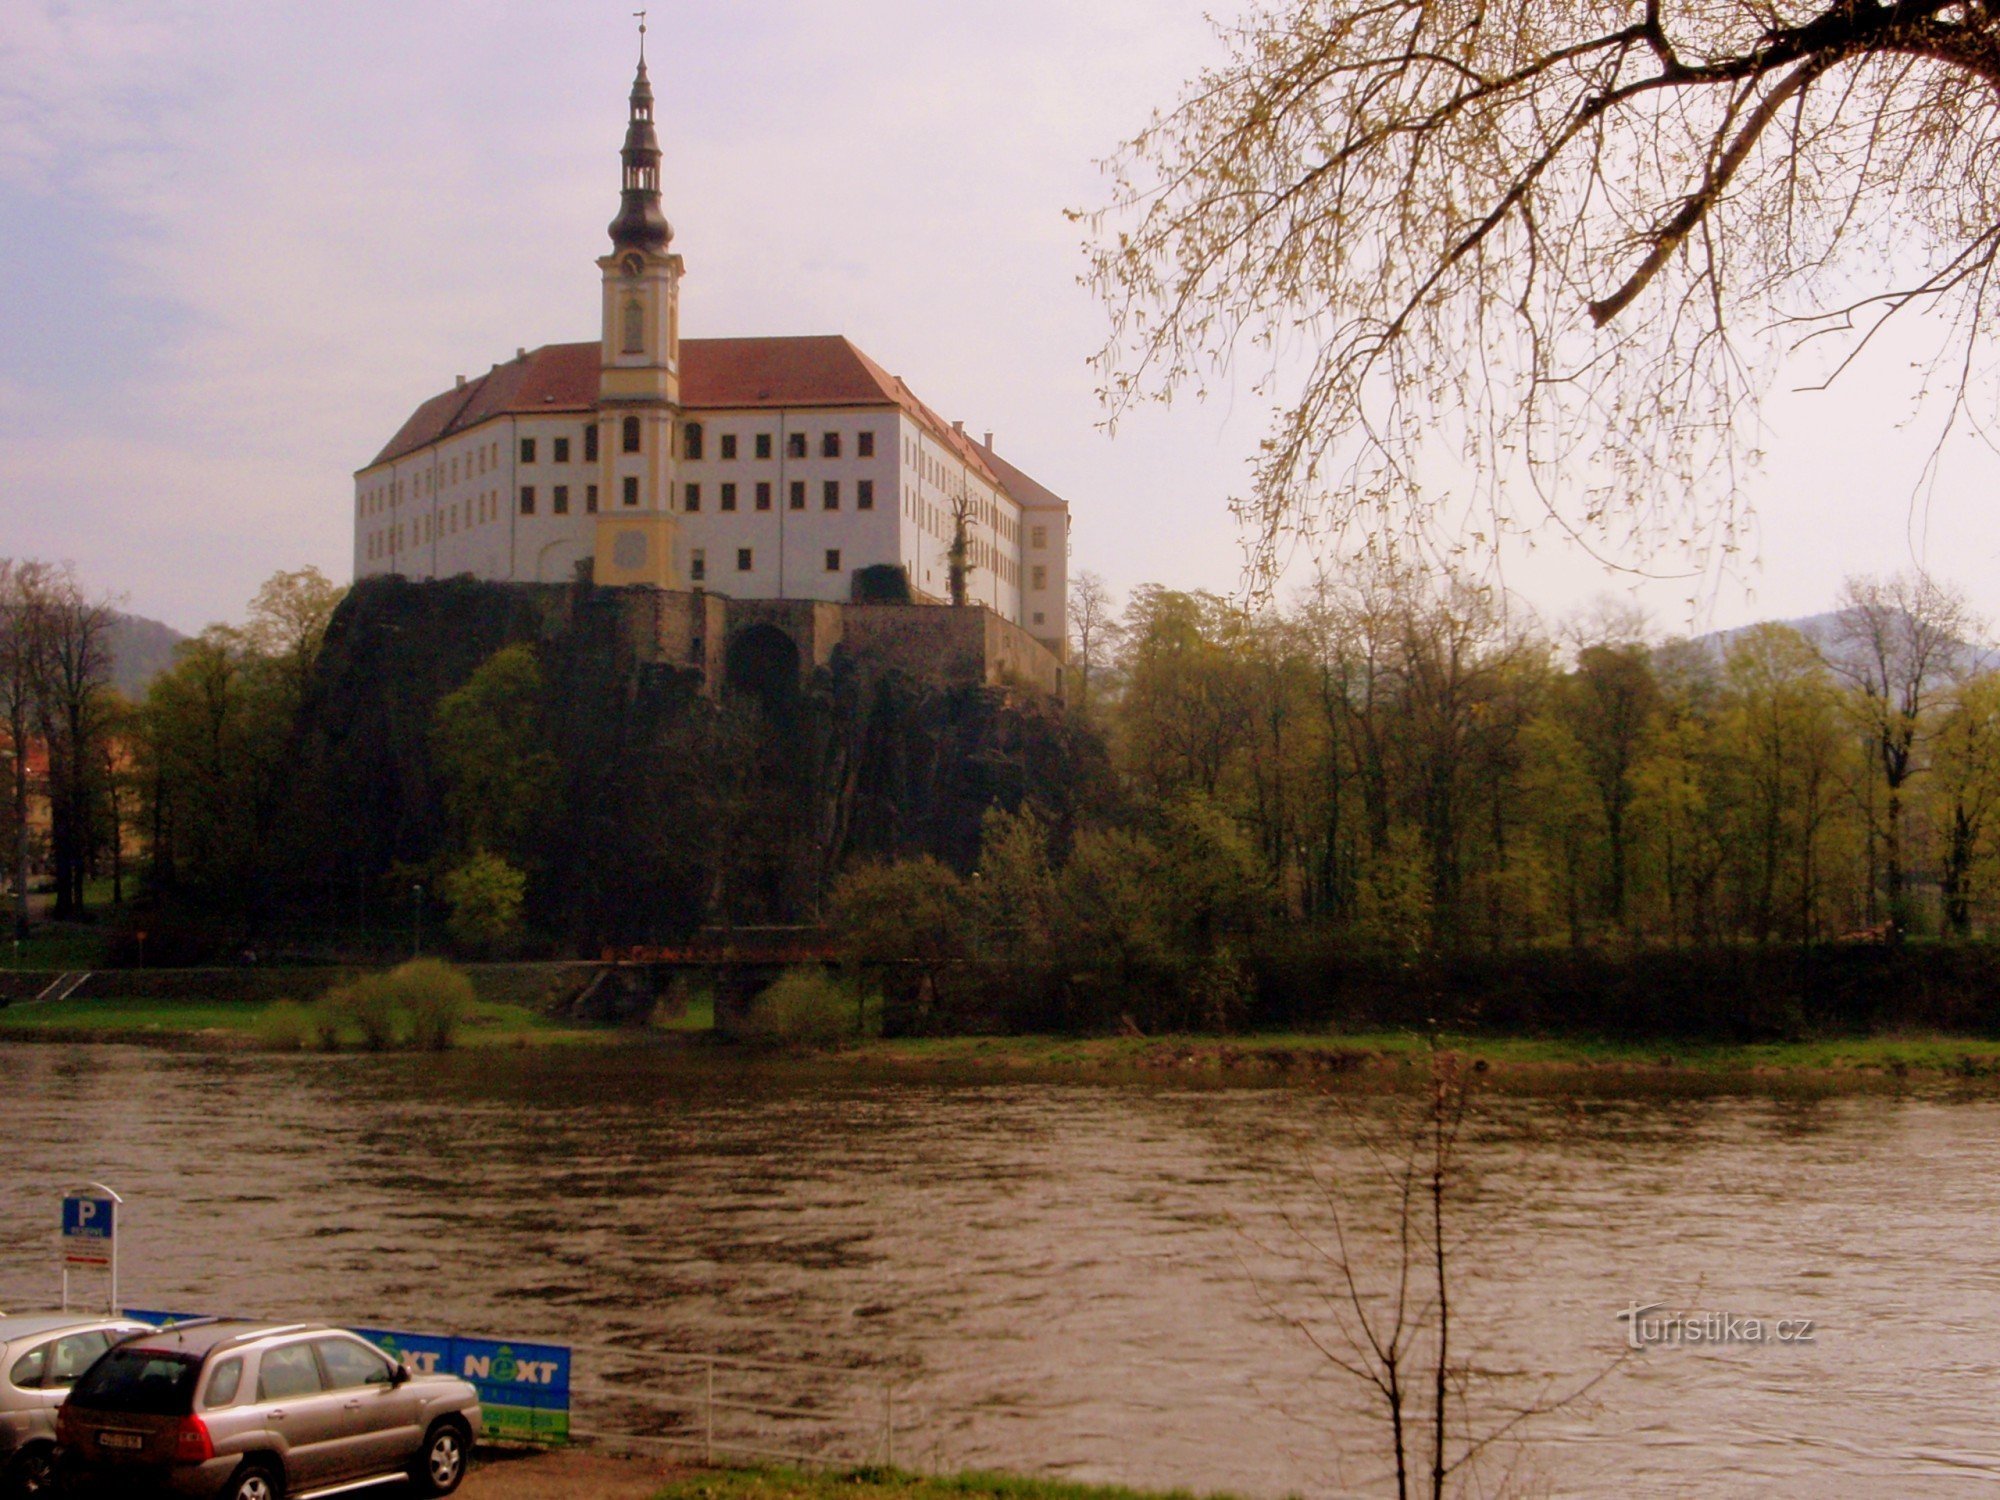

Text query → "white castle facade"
[352,52,1071,661]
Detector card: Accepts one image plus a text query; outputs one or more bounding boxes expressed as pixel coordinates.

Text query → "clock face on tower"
[621,254,644,279]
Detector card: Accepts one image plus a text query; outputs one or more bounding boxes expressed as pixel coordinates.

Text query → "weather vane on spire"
[634,9,647,58]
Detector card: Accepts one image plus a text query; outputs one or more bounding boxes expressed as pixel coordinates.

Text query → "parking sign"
[61,1196,114,1267]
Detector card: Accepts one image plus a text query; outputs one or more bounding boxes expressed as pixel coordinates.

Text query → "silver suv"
[54,1319,481,1499]
[0,1314,151,1498]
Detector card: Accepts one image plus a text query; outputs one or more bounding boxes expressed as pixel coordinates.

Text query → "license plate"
[96,1431,144,1450]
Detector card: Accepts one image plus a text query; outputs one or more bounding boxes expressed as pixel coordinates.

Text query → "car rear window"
[204,1356,243,1408]
[66,1347,201,1414]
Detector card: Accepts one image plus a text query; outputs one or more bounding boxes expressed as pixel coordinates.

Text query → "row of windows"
[517,421,886,467]
[679,479,876,513]
[689,547,845,581]
[520,423,631,463]
[683,425,876,462]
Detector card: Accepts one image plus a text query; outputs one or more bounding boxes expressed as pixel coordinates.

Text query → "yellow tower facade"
[593,52,686,589]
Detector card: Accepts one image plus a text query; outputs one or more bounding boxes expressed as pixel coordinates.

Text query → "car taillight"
[55,1404,80,1442]
[173,1415,214,1463]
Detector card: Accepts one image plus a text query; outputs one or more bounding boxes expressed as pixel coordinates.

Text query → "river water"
[4,1046,2000,1497]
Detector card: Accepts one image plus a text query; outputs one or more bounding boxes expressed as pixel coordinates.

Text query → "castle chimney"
[455,375,467,390]
[953,420,964,435]
[984,431,994,449]
[516,347,527,361]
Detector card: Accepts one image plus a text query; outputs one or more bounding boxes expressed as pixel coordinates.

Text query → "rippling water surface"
[5,1046,2000,1496]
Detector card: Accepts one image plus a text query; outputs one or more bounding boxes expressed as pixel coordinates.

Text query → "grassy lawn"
[651,1469,1233,1500]
[0,992,612,1049]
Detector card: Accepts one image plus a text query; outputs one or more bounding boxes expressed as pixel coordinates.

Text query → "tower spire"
[608,31,672,253]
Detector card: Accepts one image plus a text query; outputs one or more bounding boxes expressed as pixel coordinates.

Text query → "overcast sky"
[5,1,2000,640]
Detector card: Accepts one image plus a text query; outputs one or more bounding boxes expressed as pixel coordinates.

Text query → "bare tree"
[947,489,975,608]
[28,567,118,920]
[1066,570,1121,709]
[1828,572,1973,935]
[1254,1053,1613,1497]
[0,561,45,938]
[1083,3,2000,587]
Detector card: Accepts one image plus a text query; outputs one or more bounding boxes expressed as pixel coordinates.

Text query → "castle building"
[353,49,1071,662]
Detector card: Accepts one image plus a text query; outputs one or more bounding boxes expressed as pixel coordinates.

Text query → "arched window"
[622,299,644,354]
[622,416,642,454]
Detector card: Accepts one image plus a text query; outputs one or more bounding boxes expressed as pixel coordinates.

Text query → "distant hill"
[106,612,185,698]
[1690,610,1999,675]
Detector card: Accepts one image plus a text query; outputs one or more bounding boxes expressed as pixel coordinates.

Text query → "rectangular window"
[622,476,639,507]
[822,432,841,458]
[553,485,570,515]
[586,484,599,514]
[519,486,536,515]
[584,425,599,462]
[755,433,773,460]
[520,438,537,464]
[622,416,641,454]
[690,548,706,582]
[553,437,571,463]
[825,548,842,572]
[823,480,840,510]
[755,481,772,511]
[683,424,704,461]
[684,482,701,512]
[737,547,753,572]
[858,431,875,458]
[1031,526,1047,549]
[787,431,807,459]
[1031,565,1047,590]
[789,480,806,510]
[857,479,874,510]
[721,482,738,511]
[720,433,738,460]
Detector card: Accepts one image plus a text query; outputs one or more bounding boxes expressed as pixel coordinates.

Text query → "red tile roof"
[973,436,1069,513]
[366,335,1002,485]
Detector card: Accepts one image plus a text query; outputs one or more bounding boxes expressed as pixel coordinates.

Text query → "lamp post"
[412,882,424,959]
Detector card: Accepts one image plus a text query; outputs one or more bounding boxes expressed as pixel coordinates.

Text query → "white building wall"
[673,407,903,602]
[356,401,1055,634]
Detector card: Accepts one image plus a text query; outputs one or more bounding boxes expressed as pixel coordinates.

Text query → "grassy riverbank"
[861,1030,2000,1091]
[10,986,2000,1090]
[0,992,612,1048]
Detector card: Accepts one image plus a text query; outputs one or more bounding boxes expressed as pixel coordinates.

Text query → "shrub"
[255,999,312,1052]
[317,959,475,1051]
[332,975,401,1051]
[394,958,475,1051]
[739,968,855,1051]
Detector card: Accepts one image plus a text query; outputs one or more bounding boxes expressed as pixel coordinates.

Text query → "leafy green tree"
[429,643,562,867]
[1932,672,2000,937]
[439,849,527,956]
[828,856,971,1031]
[1560,643,1661,931]
[1718,624,1844,942]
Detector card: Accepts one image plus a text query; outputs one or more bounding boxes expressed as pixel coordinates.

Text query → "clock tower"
[594,39,686,588]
